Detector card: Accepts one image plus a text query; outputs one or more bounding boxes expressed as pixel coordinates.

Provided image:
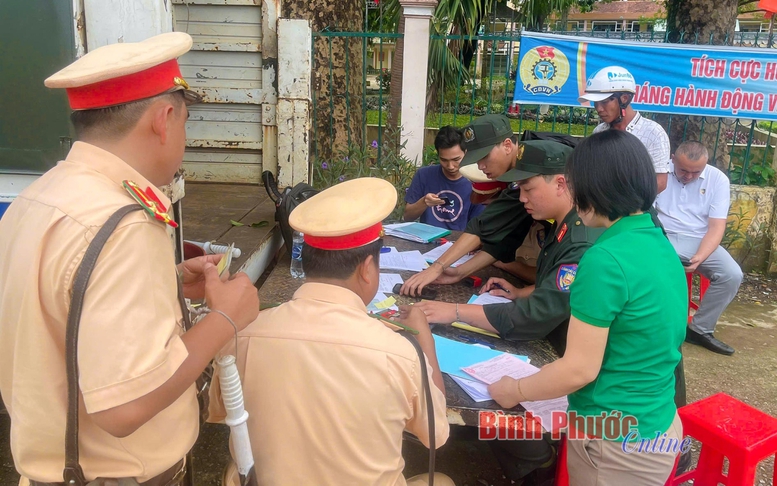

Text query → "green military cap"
[460,114,515,166]
[497,140,573,182]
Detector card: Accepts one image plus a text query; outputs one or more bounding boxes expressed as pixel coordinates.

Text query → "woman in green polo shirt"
[488,130,687,485]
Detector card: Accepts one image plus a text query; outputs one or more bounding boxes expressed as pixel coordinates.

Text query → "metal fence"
[311,28,777,186]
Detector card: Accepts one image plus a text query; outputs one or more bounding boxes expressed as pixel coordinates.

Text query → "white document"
[522,396,569,434]
[470,293,513,306]
[461,354,569,432]
[462,353,540,385]
[421,242,477,268]
[379,273,404,293]
[379,250,429,272]
[450,375,492,402]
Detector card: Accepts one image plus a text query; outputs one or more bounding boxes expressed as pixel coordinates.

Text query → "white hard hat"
[578,66,636,103]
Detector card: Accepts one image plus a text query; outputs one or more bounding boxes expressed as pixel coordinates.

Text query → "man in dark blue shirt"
[403,126,485,230]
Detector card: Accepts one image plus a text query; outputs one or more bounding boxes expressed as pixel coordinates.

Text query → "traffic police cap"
[289,178,397,250]
[497,140,573,182]
[45,32,202,110]
[459,164,509,203]
[460,114,515,167]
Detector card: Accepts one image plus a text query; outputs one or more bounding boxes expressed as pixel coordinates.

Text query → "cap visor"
[578,92,612,104]
[497,169,539,182]
[460,145,495,167]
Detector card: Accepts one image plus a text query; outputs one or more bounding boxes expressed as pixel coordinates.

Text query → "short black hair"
[302,239,382,279]
[71,91,185,140]
[434,126,466,152]
[565,130,657,221]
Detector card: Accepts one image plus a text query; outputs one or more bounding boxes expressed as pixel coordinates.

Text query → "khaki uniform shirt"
[514,221,550,267]
[209,283,449,486]
[0,142,198,482]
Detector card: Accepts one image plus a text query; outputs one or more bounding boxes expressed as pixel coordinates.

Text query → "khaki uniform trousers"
[566,413,682,486]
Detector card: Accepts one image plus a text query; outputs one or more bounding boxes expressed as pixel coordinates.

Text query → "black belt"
[29,457,186,486]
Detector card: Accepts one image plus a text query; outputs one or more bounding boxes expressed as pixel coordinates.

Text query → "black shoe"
[685,329,735,356]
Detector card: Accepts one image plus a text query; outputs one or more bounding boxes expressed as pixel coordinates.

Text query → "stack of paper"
[433,335,528,380]
[467,293,512,305]
[421,242,476,268]
[459,354,569,431]
[462,353,539,384]
[379,250,429,272]
[450,375,492,402]
[384,222,451,244]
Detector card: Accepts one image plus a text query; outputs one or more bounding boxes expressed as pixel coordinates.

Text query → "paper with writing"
[379,273,404,293]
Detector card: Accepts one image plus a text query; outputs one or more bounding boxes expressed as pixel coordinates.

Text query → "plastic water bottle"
[290,231,305,278]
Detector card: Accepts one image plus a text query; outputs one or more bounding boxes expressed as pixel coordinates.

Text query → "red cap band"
[65,59,184,110]
[303,222,383,250]
[472,181,509,194]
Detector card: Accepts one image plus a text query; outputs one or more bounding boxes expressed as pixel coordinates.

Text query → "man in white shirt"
[655,141,741,355]
[579,66,671,193]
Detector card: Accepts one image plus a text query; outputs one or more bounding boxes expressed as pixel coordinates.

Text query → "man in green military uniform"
[414,141,602,355]
[401,115,535,295]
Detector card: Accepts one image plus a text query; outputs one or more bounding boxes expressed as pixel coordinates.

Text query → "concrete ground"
[1,301,775,485]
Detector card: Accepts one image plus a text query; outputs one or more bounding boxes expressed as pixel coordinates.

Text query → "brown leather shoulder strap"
[398,331,436,486]
[64,204,143,485]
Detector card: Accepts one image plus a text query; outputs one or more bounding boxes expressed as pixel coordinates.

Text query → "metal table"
[257,235,560,427]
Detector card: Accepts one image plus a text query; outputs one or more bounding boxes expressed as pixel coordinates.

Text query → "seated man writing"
[209,178,452,486]
[403,125,485,230]
[401,115,536,296]
[655,141,742,356]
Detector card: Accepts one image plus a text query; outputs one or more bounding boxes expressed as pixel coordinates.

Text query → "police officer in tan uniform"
[0,33,259,485]
[209,178,453,486]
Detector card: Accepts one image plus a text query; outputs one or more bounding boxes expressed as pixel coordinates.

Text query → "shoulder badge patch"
[123,180,179,228]
[556,264,578,292]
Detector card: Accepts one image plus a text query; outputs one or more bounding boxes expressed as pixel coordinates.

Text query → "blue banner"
[513,32,777,121]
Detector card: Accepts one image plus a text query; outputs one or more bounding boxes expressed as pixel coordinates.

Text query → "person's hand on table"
[488,376,522,409]
[413,301,457,325]
[401,263,444,296]
[480,277,519,300]
[423,193,445,207]
[397,305,432,336]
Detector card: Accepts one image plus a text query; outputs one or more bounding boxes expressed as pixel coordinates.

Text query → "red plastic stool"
[686,273,711,323]
[555,434,570,486]
[666,393,777,486]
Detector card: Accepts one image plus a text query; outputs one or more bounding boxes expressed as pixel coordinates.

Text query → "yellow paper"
[216,244,235,277]
[452,322,500,339]
[374,296,397,310]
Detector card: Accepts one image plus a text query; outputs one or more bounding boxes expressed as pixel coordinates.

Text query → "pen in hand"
[491,282,510,294]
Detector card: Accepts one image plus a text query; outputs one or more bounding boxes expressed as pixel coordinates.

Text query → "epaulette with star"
[122,180,179,228]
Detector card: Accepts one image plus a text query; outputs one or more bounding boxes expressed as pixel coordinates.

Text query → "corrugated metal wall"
[173,0,265,183]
